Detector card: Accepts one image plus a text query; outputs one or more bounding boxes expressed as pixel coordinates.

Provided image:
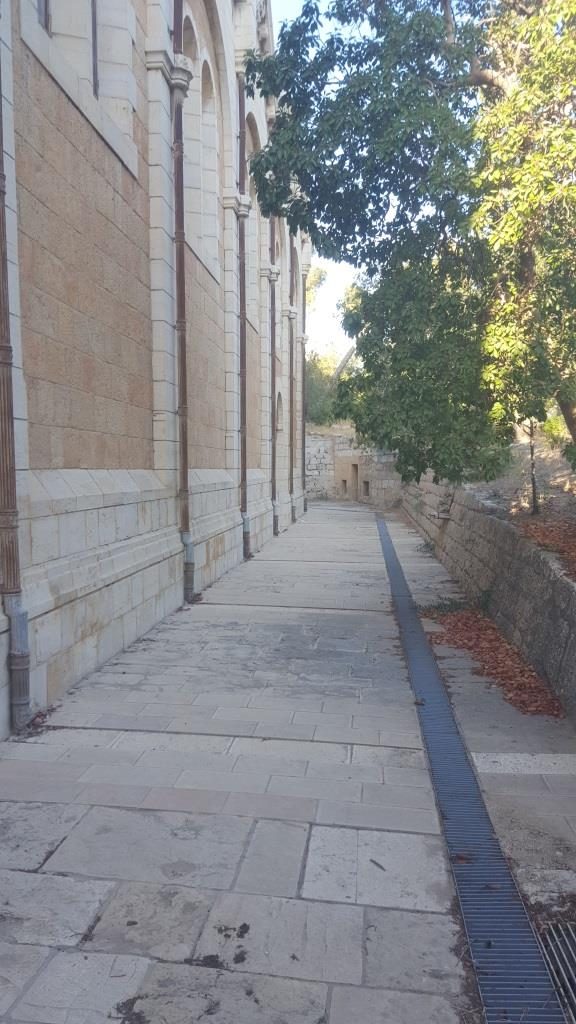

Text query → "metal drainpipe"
[172,4,194,601]
[173,0,183,52]
[289,238,295,522]
[0,34,31,732]
[237,75,249,559]
[301,271,307,512]
[270,220,278,535]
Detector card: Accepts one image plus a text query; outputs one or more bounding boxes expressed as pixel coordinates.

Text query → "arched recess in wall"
[245,115,262,328]
[182,18,201,249]
[291,240,300,317]
[181,0,229,278]
[276,392,284,432]
[200,62,220,274]
[275,224,286,363]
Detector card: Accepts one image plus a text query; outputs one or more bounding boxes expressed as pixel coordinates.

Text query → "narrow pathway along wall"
[404,480,576,720]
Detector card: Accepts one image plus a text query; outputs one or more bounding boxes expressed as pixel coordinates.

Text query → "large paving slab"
[42,806,252,888]
[194,892,364,983]
[302,825,453,910]
[86,882,215,961]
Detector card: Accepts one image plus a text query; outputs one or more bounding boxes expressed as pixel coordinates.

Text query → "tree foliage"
[246,0,576,482]
[305,264,328,310]
[306,350,339,424]
[337,242,513,481]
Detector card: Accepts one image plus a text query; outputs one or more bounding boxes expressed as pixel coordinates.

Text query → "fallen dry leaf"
[515,507,576,581]
[427,608,564,718]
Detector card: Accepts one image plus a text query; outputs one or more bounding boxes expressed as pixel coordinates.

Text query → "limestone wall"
[306,430,402,510]
[15,0,154,472]
[403,481,576,719]
[186,246,227,471]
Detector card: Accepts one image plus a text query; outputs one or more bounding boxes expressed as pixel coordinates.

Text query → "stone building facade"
[0,0,310,736]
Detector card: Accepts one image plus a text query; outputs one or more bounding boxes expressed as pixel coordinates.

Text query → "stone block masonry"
[403,479,576,720]
[306,428,402,509]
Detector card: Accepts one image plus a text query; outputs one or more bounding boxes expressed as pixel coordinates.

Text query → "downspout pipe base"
[291,500,297,524]
[272,503,279,537]
[181,533,196,604]
[4,595,31,733]
[242,515,252,561]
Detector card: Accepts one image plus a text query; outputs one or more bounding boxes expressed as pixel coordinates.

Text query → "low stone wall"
[306,430,401,509]
[403,481,576,719]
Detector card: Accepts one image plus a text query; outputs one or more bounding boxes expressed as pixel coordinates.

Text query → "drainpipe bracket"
[223,193,251,219]
[172,56,193,99]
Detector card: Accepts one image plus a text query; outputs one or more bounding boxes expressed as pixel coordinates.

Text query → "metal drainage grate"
[376,518,567,1023]
[541,925,576,1022]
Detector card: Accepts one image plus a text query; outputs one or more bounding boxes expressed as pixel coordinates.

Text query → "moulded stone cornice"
[145,50,193,98]
[223,192,252,219]
[260,263,280,281]
[145,49,174,84]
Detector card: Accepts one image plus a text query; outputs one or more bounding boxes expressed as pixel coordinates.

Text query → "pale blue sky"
[272,0,308,39]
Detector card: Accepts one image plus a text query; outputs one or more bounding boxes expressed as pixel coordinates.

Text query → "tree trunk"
[529,420,539,515]
[557,395,576,445]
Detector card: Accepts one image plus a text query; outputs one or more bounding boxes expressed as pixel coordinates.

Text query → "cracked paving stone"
[42,806,251,888]
[120,964,328,1023]
[0,942,51,1015]
[0,802,87,870]
[87,882,215,961]
[0,870,114,946]
[10,951,150,1023]
[194,892,364,984]
[364,908,466,994]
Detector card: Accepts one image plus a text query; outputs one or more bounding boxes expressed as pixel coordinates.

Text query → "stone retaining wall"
[403,481,576,720]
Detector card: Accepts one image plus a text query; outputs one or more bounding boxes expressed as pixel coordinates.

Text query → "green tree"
[473,0,576,458]
[246,0,576,479]
[337,242,513,482]
[305,264,327,310]
[306,350,339,425]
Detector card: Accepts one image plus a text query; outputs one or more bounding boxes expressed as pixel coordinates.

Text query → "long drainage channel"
[377,518,567,1024]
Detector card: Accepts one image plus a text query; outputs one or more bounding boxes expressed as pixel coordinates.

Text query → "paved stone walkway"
[0,504,574,1022]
